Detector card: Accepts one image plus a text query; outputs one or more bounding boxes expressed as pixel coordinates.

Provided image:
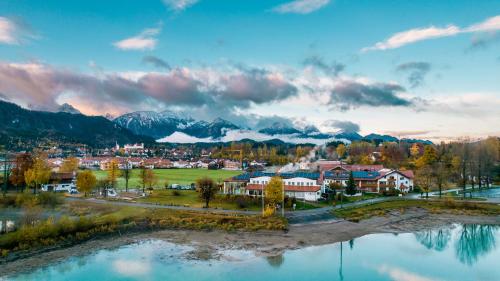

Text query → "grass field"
[92,168,242,190]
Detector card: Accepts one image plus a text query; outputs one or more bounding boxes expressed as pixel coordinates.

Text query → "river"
[3,224,499,281]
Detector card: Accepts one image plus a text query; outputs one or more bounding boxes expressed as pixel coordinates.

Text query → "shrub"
[15,192,36,207]
[172,190,181,196]
[235,196,248,209]
[37,192,62,208]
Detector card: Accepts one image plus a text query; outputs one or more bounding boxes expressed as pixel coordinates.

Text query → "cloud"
[396,62,432,88]
[322,120,360,133]
[363,14,500,51]
[162,0,199,11]
[0,17,35,45]
[113,260,151,277]
[142,55,171,70]
[467,32,500,51]
[0,61,297,117]
[328,80,411,110]
[362,25,460,52]
[377,264,443,281]
[383,130,432,137]
[113,24,161,51]
[302,55,345,76]
[272,0,330,14]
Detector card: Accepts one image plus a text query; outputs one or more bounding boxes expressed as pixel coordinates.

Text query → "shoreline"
[1,208,499,277]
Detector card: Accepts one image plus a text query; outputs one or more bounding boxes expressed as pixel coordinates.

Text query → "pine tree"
[346,171,357,195]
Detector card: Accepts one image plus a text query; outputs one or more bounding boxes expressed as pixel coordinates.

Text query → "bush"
[37,192,62,208]
[15,192,36,207]
[235,196,248,209]
[172,190,181,196]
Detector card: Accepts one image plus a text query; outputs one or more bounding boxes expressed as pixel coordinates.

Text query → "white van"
[41,183,77,193]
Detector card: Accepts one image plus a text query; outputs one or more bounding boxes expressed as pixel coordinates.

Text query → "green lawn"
[92,168,242,190]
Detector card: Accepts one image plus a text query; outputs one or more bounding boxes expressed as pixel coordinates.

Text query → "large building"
[223,163,414,201]
[223,171,322,201]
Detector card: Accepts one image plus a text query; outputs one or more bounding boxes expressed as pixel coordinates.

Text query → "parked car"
[100,188,118,197]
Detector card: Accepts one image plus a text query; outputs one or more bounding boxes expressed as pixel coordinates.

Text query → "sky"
[0,0,499,142]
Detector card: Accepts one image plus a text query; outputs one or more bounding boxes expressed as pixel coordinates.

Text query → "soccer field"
[92,168,242,190]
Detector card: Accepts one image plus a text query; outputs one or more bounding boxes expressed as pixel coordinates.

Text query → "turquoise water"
[472,187,500,198]
[3,224,500,281]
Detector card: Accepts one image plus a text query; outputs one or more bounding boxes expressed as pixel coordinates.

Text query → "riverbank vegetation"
[333,198,500,222]
[0,201,287,261]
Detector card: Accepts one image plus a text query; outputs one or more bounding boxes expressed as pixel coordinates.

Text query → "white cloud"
[113,260,151,277]
[0,17,34,45]
[113,25,161,51]
[272,0,330,14]
[162,0,199,11]
[363,14,500,51]
[377,264,444,281]
[465,15,500,32]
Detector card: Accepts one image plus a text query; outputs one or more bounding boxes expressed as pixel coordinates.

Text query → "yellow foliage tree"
[24,156,51,194]
[336,144,346,159]
[106,159,121,190]
[60,157,79,173]
[76,170,97,196]
[265,176,283,214]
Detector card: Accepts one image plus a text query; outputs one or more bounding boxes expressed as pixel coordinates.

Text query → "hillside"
[0,100,153,148]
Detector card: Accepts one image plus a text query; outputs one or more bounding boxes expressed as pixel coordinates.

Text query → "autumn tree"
[122,161,131,192]
[415,165,433,198]
[24,154,51,194]
[10,153,33,192]
[60,157,79,173]
[265,176,284,213]
[76,170,97,196]
[138,167,156,193]
[196,177,217,208]
[106,159,121,194]
[145,169,157,191]
[336,144,347,159]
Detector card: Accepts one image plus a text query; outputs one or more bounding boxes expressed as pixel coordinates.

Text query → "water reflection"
[266,254,284,268]
[415,224,498,266]
[455,224,498,266]
[415,227,452,251]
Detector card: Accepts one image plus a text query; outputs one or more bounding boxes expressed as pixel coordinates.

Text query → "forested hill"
[0,100,154,149]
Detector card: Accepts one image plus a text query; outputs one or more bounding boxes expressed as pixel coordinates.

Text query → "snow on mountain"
[157,129,342,145]
[58,103,81,115]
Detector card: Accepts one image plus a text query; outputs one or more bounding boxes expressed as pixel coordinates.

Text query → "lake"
[3,224,499,281]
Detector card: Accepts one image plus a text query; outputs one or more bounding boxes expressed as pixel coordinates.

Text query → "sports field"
[92,168,242,190]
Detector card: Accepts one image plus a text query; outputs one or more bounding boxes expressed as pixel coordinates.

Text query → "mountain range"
[0,100,153,148]
[0,100,432,148]
[113,110,432,145]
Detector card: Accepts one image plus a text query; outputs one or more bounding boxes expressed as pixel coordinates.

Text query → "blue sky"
[0,0,500,141]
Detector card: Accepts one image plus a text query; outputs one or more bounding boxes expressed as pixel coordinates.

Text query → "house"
[322,169,414,193]
[223,171,322,201]
[223,160,242,170]
[377,170,414,193]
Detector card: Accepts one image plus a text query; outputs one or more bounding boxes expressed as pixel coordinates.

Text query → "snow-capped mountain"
[114,110,195,139]
[114,110,432,144]
[58,103,81,115]
[258,121,302,136]
[114,112,242,140]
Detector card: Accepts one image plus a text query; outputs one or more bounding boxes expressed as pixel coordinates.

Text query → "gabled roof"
[246,184,321,192]
[324,170,380,180]
[227,171,320,182]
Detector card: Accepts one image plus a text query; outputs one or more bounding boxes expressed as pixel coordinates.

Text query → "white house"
[224,172,322,201]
